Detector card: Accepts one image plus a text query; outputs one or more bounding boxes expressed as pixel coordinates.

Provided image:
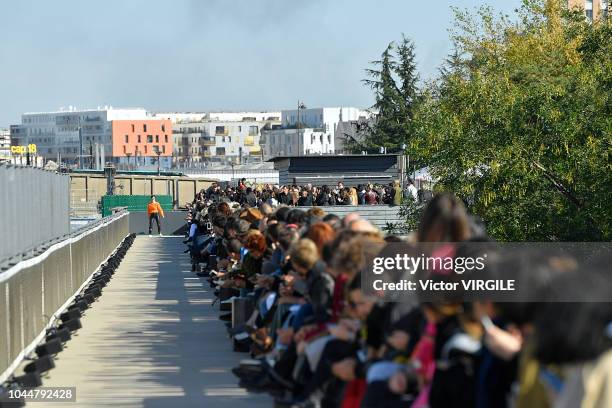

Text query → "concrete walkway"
[37,236,269,408]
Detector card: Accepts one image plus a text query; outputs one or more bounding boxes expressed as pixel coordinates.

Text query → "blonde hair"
[289,238,319,270]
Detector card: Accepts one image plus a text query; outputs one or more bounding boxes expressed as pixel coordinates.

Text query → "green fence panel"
[101,195,172,217]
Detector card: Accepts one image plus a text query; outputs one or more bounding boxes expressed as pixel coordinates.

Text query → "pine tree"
[357,36,421,153]
[396,34,419,120]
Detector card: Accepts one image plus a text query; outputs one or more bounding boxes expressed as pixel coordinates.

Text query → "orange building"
[111,119,173,158]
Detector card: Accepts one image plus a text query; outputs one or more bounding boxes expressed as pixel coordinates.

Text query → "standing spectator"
[245,187,258,207]
[298,189,313,206]
[316,185,334,206]
[405,178,418,201]
[392,180,402,206]
[289,187,300,206]
[348,186,358,205]
[365,185,378,205]
[357,184,366,205]
[278,185,290,205]
[375,184,386,204]
[238,178,247,191]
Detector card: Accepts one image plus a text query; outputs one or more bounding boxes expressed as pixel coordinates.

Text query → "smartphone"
[481,316,495,330]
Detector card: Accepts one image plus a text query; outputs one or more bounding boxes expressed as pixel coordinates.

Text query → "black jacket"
[316,193,334,206]
[246,192,258,207]
[298,195,313,206]
[278,192,290,205]
[305,260,335,324]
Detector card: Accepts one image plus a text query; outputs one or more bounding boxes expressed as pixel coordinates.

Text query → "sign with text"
[11,144,37,155]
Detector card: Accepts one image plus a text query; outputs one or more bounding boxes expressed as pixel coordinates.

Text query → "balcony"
[200,137,216,146]
[244,136,255,146]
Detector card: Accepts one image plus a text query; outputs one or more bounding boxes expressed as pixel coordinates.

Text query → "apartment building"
[171,112,281,164]
[568,0,609,20]
[261,107,370,158]
[10,107,172,168]
[111,119,173,168]
[0,128,10,161]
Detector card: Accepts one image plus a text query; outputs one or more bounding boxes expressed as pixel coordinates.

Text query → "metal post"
[297,101,300,156]
[156,148,161,176]
[78,118,83,169]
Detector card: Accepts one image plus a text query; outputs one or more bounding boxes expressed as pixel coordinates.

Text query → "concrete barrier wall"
[0,212,129,382]
[129,211,189,236]
[69,173,216,216]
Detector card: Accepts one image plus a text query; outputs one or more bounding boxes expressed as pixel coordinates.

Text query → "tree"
[348,36,421,153]
[410,0,611,241]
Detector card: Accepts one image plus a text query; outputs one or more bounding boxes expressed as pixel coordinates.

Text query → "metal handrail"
[0,210,127,272]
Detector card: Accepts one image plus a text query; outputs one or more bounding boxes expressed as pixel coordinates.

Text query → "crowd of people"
[196,179,422,208]
[182,182,611,408]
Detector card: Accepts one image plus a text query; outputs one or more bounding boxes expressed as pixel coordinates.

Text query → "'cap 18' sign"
[11,144,37,154]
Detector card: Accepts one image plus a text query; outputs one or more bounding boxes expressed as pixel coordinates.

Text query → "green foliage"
[409,0,611,241]
[398,197,424,234]
[351,35,421,153]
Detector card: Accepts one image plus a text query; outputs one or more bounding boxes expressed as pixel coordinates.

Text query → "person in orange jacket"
[147,195,165,235]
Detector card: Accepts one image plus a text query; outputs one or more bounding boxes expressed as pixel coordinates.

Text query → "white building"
[152,112,207,124]
[10,106,150,164]
[261,107,370,158]
[0,128,10,162]
[171,112,281,165]
[261,128,333,157]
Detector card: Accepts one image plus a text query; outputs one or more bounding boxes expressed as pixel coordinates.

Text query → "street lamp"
[78,117,83,169]
[296,101,306,156]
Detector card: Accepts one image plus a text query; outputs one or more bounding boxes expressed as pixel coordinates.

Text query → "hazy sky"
[0,0,521,126]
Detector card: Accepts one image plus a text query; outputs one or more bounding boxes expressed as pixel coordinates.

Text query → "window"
[248,125,258,136]
[124,134,129,143]
[164,134,168,143]
[143,124,147,132]
[131,124,135,132]
[215,126,225,135]
[147,135,153,143]
[138,135,141,143]
[162,145,166,154]
[123,145,126,154]
[161,124,165,132]
[238,126,242,132]
[144,145,148,154]
[155,135,159,143]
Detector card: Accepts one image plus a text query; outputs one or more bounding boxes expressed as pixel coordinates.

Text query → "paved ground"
[37,236,269,408]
